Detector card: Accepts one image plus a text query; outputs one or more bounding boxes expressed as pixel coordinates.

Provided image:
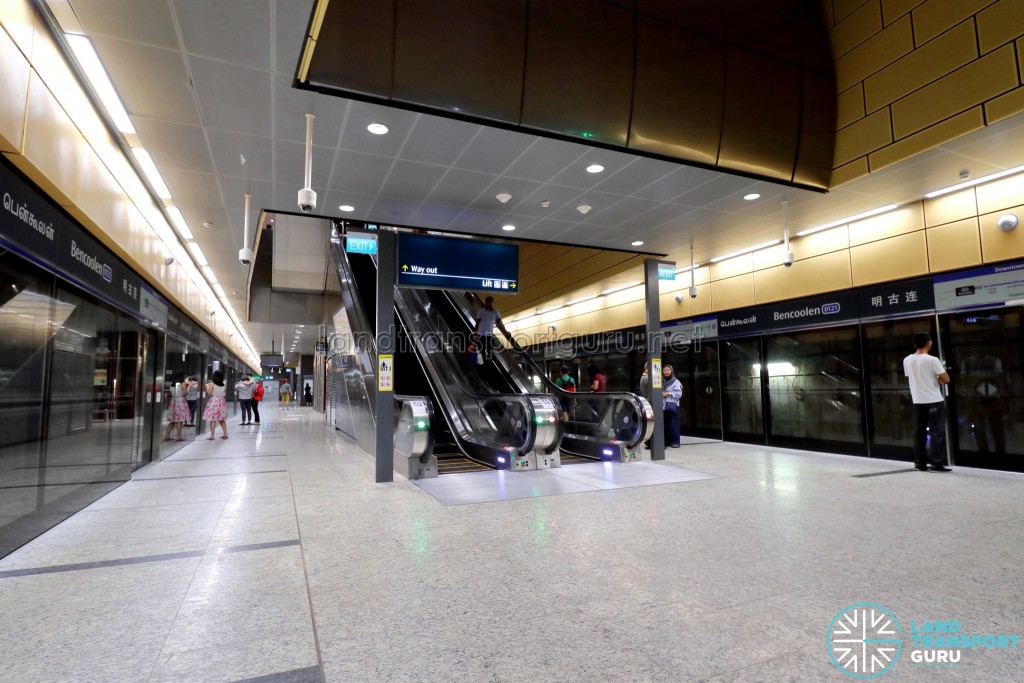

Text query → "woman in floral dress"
[162,374,192,441]
[202,370,228,440]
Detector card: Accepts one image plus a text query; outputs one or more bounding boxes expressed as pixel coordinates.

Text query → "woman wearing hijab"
[661,364,682,448]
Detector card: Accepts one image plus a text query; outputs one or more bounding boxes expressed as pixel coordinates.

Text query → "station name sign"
[396,233,518,293]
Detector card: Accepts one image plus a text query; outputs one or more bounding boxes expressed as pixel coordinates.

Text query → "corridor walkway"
[1,408,1022,681]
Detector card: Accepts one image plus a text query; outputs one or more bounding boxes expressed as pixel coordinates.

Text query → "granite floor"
[0,406,1022,682]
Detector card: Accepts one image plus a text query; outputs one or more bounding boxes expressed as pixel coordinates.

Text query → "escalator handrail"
[457,291,652,447]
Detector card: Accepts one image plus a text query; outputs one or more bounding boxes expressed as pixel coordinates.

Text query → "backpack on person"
[253,383,264,401]
[561,375,576,393]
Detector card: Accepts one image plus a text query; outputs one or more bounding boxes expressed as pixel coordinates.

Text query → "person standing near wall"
[184,375,199,426]
[661,364,682,448]
[251,379,263,424]
[904,332,952,472]
[235,374,255,425]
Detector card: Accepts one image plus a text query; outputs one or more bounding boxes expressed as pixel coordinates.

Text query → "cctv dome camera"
[297,187,317,213]
[164,255,174,266]
[782,251,795,268]
[689,286,698,299]
[238,247,253,266]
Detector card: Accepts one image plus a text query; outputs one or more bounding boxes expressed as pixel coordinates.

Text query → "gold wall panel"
[836,84,866,128]
[834,108,892,166]
[0,0,37,60]
[711,273,755,311]
[834,15,913,91]
[889,45,1017,139]
[881,0,925,26]
[689,284,713,316]
[924,189,978,226]
[980,204,1024,261]
[21,75,82,207]
[622,302,645,329]
[976,0,1024,54]
[753,250,852,303]
[926,217,982,271]
[709,252,753,281]
[849,203,923,246]
[831,2,883,57]
[984,84,1024,124]
[868,107,984,170]
[832,157,869,186]
[0,27,29,153]
[851,231,929,284]
[863,18,976,112]
[912,0,996,46]
[975,173,1024,214]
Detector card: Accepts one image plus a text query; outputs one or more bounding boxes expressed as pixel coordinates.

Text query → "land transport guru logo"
[827,602,1020,678]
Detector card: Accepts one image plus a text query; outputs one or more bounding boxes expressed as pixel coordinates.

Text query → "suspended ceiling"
[43,0,1024,359]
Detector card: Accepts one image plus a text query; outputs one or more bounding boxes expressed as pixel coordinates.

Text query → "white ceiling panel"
[454,126,537,174]
[446,208,509,232]
[327,151,393,196]
[399,116,476,166]
[274,0,316,74]
[377,161,448,202]
[426,169,498,206]
[339,103,421,156]
[470,177,545,212]
[593,158,677,196]
[189,57,274,137]
[93,37,200,126]
[632,166,717,202]
[74,0,178,48]
[275,138,335,189]
[273,75,347,145]
[161,168,223,207]
[367,198,421,224]
[174,0,272,68]
[503,139,588,183]
[410,204,465,230]
[131,118,214,174]
[207,129,275,182]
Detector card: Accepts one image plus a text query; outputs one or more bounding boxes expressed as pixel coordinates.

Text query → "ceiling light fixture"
[924,164,1024,198]
[577,205,592,215]
[502,225,516,231]
[367,123,389,135]
[64,34,136,134]
[631,240,644,246]
[187,242,208,267]
[601,282,642,296]
[795,204,899,237]
[535,305,562,315]
[564,295,598,306]
[167,207,194,240]
[131,149,172,200]
[744,193,761,201]
[586,164,605,174]
[496,193,512,204]
[709,240,782,263]
[339,205,354,212]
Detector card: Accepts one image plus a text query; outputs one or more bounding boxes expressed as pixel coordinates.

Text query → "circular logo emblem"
[827,603,902,678]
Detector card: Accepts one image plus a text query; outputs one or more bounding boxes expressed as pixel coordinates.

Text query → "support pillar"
[643,259,665,460]
[375,230,396,482]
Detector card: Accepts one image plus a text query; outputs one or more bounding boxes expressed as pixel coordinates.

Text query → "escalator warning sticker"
[378,354,394,392]
[652,358,662,389]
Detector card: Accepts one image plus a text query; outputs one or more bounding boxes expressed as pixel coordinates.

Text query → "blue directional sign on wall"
[396,233,519,293]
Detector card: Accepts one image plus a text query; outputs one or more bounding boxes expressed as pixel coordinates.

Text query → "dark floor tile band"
[0,480,128,490]
[167,454,287,461]
[0,539,300,579]
[852,468,919,478]
[231,664,321,683]
[14,462,134,470]
[133,470,287,481]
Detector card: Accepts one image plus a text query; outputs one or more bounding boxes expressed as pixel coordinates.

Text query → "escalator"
[336,244,560,472]
[449,292,655,462]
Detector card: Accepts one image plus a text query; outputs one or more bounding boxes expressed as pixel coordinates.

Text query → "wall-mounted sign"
[346,232,378,255]
[378,353,393,392]
[662,314,719,342]
[657,262,676,281]
[858,277,934,317]
[397,233,518,293]
[140,286,168,327]
[933,260,1024,311]
[651,357,662,389]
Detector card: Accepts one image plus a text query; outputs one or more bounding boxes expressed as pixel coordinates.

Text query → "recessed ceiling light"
[502,225,516,231]
[586,164,605,174]
[367,123,389,135]
[744,193,761,201]
[339,205,354,212]
[631,240,644,246]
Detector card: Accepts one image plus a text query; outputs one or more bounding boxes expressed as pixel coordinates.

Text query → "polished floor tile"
[1,407,1023,681]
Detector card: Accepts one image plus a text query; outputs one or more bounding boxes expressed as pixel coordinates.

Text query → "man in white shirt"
[473,296,509,363]
[903,332,952,472]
